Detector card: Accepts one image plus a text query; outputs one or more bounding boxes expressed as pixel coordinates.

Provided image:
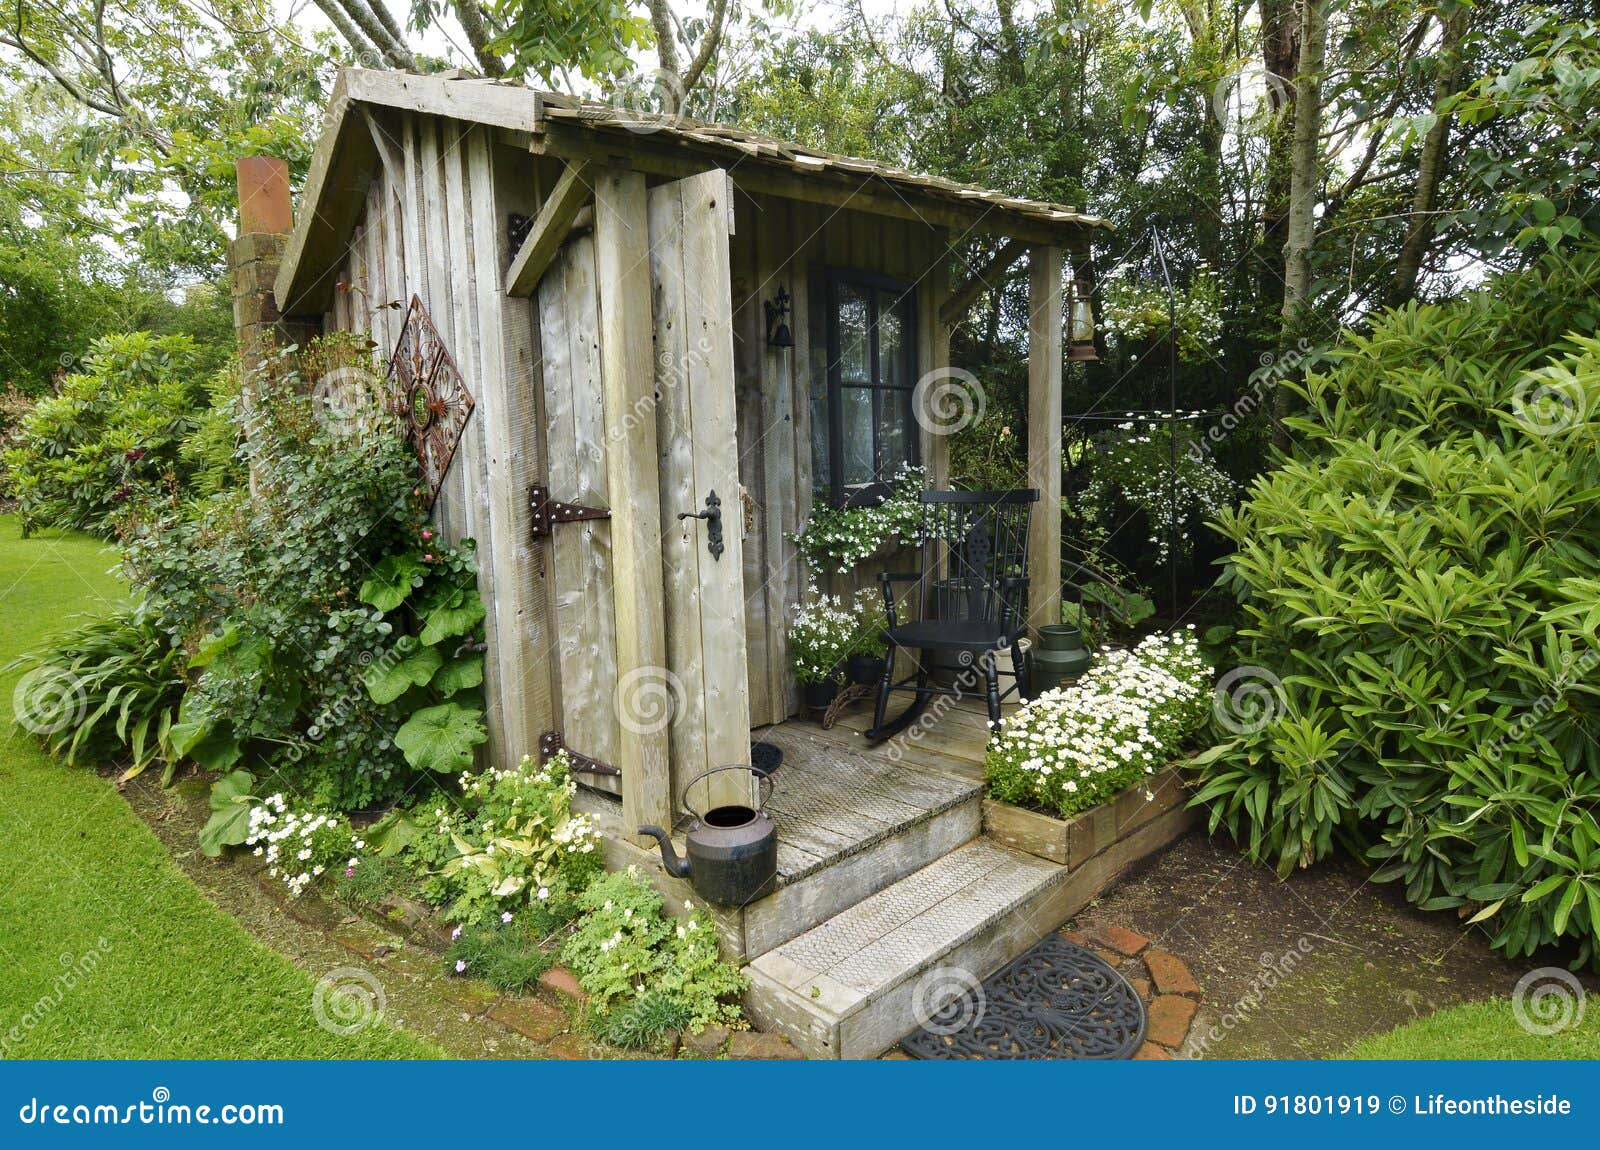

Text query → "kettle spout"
[636,826,692,879]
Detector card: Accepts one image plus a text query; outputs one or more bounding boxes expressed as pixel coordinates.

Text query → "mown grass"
[1349,995,1600,1060]
[0,516,436,1058]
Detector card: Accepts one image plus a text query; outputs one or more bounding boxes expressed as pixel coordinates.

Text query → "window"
[812,271,919,506]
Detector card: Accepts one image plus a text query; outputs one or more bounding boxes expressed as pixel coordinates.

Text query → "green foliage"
[119,341,488,812]
[986,631,1212,818]
[198,769,257,857]
[445,919,555,992]
[560,866,747,1035]
[4,333,212,535]
[591,990,694,1051]
[486,0,651,83]
[333,852,409,907]
[1199,250,1600,965]
[419,752,602,927]
[5,601,186,781]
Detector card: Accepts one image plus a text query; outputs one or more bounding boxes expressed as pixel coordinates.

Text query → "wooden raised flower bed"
[982,762,1193,868]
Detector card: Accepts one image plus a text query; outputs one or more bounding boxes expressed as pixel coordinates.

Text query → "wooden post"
[595,168,672,839]
[919,229,952,490]
[1027,245,1064,632]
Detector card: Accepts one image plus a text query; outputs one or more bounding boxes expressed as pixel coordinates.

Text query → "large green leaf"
[395,702,486,773]
[418,584,486,646]
[432,652,484,697]
[359,553,427,612]
[361,636,443,704]
[198,769,256,857]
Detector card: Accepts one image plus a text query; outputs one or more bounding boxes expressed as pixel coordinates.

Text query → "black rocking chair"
[865,488,1039,742]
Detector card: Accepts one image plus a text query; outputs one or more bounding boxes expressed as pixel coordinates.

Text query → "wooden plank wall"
[730,191,950,722]
[317,110,559,771]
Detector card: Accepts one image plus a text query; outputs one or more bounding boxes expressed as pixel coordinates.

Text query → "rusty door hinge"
[539,730,621,777]
[528,484,611,539]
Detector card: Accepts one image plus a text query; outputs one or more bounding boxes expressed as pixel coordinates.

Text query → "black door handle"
[676,490,724,561]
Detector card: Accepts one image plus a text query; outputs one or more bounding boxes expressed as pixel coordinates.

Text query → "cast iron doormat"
[900,935,1147,1059]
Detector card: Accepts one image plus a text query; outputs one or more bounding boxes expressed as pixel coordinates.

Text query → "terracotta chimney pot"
[236,156,292,235]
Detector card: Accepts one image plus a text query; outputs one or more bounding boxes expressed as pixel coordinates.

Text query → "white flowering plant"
[788,583,859,684]
[985,630,1213,819]
[245,794,364,899]
[1075,416,1234,563]
[559,865,746,1037]
[1101,272,1223,360]
[789,463,937,573]
[434,750,602,926]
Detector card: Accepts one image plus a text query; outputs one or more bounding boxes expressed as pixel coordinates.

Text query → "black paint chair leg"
[983,651,1003,732]
[1010,641,1030,701]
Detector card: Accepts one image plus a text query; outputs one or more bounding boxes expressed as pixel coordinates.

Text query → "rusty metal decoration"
[385,295,475,505]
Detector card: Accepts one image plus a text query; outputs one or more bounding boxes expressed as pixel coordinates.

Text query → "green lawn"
[1350,996,1600,1060]
[0,516,436,1058]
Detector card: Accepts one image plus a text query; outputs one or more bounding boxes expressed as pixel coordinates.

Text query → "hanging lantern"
[1067,277,1097,362]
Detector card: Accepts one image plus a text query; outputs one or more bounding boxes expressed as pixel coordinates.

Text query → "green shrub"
[4,332,211,535]
[985,630,1212,818]
[5,601,186,781]
[119,342,488,814]
[445,919,556,991]
[560,866,746,1035]
[1198,247,1600,965]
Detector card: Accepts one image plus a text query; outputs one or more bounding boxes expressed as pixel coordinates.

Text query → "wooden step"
[742,725,982,956]
[743,839,1073,1059]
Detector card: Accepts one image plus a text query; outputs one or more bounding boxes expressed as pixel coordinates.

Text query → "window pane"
[878,291,907,386]
[841,386,874,486]
[878,387,913,477]
[836,284,870,382]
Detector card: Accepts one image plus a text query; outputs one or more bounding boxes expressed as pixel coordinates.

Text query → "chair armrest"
[875,571,919,627]
[876,571,921,583]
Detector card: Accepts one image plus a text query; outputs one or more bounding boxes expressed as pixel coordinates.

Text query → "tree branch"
[451,1,504,77]
[680,0,728,97]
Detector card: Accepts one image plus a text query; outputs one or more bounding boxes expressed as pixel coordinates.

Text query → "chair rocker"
[865,488,1040,742]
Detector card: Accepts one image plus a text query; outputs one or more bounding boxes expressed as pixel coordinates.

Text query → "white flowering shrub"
[985,630,1213,818]
[434,750,602,926]
[560,865,746,1037]
[1076,416,1235,563]
[246,795,364,899]
[789,463,934,573]
[788,584,863,684]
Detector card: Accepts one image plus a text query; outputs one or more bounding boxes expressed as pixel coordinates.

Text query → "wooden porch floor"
[758,690,1020,785]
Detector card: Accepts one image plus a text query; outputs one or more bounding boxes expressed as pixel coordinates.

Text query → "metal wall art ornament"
[385,295,475,506]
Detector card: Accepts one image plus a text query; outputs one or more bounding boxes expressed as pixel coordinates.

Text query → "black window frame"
[820,268,920,508]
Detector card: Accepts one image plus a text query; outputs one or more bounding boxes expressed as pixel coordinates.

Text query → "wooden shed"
[265,70,1155,1058]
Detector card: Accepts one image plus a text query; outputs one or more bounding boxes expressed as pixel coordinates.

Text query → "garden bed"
[982,763,1192,867]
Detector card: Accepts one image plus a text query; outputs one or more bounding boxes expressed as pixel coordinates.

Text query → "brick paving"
[1061,922,1204,1059]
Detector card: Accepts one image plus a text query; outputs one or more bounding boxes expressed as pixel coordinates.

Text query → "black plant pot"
[802,679,842,710]
[846,654,886,686]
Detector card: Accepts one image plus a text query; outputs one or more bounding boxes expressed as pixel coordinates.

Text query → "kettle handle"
[679,764,772,823]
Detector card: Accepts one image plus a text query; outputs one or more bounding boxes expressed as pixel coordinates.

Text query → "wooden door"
[647,170,754,814]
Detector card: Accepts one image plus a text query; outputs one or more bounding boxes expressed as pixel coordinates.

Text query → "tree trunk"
[1256,0,1299,317]
[1280,0,1327,335]
[1390,6,1469,305]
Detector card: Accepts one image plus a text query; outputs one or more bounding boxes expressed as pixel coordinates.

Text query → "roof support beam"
[1026,244,1064,635]
[940,238,1028,326]
[504,160,594,297]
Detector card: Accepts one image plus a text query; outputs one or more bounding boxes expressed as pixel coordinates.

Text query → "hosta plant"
[1199,248,1600,966]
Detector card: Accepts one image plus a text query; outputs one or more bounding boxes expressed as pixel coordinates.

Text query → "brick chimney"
[229,156,315,371]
